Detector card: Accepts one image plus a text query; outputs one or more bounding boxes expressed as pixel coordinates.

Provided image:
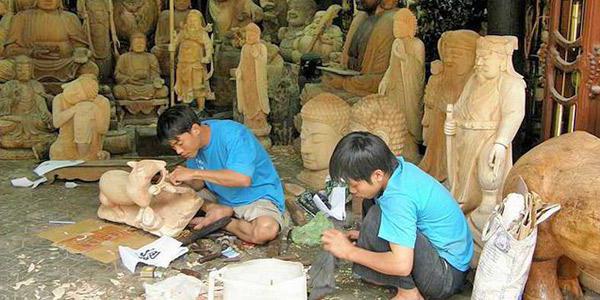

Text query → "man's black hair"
[329,132,399,184]
[157,105,201,144]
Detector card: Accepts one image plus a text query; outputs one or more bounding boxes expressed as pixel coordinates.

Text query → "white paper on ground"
[144,274,205,300]
[312,186,346,220]
[11,177,47,189]
[65,182,79,189]
[119,236,188,273]
[33,160,85,176]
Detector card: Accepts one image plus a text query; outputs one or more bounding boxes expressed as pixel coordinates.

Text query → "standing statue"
[298,93,350,190]
[113,0,159,42]
[299,0,397,104]
[419,30,479,182]
[208,0,263,45]
[349,94,418,163]
[174,10,213,111]
[77,0,118,82]
[444,35,526,217]
[13,0,34,12]
[113,32,168,123]
[50,74,111,161]
[260,0,288,44]
[0,56,54,160]
[152,0,196,76]
[378,8,424,149]
[235,23,271,148]
[0,0,13,56]
[0,0,98,92]
[278,0,317,63]
[290,5,344,64]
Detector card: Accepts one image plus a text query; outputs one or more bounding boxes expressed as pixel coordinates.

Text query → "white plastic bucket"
[208,258,307,300]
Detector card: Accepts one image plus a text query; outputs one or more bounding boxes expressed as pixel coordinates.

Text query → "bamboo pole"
[168,0,175,107]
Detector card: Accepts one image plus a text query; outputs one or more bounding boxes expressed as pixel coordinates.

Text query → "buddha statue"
[378,8,424,149]
[98,160,203,237]
[113,33,167,101]
[0,0,13,56]
[444,36,525,219]
[349,94,418,163]
[49,74,111,161]
[278,0,317,63]
[419,30,479,182]
[235,23,271,148]
[152,0,196,76]
[260,0,288,44]
[0,55,55,160]
[290,5,344,64]
[174,10,213,111]
[0,0,98,93]
[112,0,159,42]
[298,92,350,190]
[299,0,397,104]
[208,0,263,45]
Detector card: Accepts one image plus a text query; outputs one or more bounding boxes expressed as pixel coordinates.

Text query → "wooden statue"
[235,23,271,148]
[0,55,54,160]
[0,0,98,92]
[152,0,196,76]
[298,92,350,190]
[378,8,425,148]
[77,0,118,82]
[444,35,525,217]
[419,30,479,182]
[502,131,600,299]
[349,94,418,163]
[14,0,34,12]
[299,0,397,104]
[98,160,203,237]
[260,0,288,44]
[290,5,344,64]
[174,10,213,110]
[208,0,263,45]
[112,0,159,42]
[278,0,317,63]
[0,0,13,56]
[49,74,111,161]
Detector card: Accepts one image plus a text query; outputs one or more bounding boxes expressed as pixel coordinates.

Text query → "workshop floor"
[0,146,596,299]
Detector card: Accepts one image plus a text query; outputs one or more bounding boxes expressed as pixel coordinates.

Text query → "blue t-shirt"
[186,120,285,212]
[377,157,473,272]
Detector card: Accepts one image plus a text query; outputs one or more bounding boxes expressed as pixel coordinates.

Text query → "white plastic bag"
[144,274,205,300]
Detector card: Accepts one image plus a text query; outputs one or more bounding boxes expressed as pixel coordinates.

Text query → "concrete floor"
[0,146,594,299]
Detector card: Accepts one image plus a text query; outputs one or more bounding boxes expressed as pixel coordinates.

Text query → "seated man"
[157,105,285,244]
[322,132,472,300]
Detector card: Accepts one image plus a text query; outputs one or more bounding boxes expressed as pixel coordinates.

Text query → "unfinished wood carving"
[235,23,271,148]
[298,92,350,190]
[350,94,418,163]
[260,0,287,44]
[503,132,600,299]
[278,0,317,62]
[290,5,343,64]
[378,8,424,147]
[419,30,479,181]
[113,0,159,41]
[0,55,55,160]
[98,160,203,237]
[49,74,110,160]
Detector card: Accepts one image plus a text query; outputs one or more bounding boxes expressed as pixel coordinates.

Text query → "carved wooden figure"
[444,36,525,243]
[503,132,600,299]
[419,30,479,182]
[259,0,287,44]
[113,0,159,41]
[298,92,350,190]
[0,55,54,160]
[98,160,203,237]
[174,10,213,110]
[278,0,317,62]
[208,0,263,45]
[290,5,343,64]
[0,0,13,56]
[349,94,418,163]
[236,23,271,148]
[49,74,110,161]
[378,8,424,148]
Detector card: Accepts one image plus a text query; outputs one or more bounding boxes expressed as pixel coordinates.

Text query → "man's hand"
[322,229,356,260]
[169,166,198,185]
[189,204,233,230]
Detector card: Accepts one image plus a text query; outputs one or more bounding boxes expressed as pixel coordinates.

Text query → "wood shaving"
[13,278,36,290]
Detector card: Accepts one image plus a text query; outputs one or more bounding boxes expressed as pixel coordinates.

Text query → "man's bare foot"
[189,204,233,230]
[392,287,424,300]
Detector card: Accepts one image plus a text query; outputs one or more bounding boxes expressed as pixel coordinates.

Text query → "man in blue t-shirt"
[157,106,285,244]
[322,132,473,300]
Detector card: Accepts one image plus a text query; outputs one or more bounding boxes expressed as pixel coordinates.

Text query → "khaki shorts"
[197,189,287,231]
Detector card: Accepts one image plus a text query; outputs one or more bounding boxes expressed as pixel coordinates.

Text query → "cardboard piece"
[38,219,156,264]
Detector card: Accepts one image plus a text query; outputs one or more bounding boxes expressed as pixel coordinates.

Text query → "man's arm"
[169,166,251,188]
